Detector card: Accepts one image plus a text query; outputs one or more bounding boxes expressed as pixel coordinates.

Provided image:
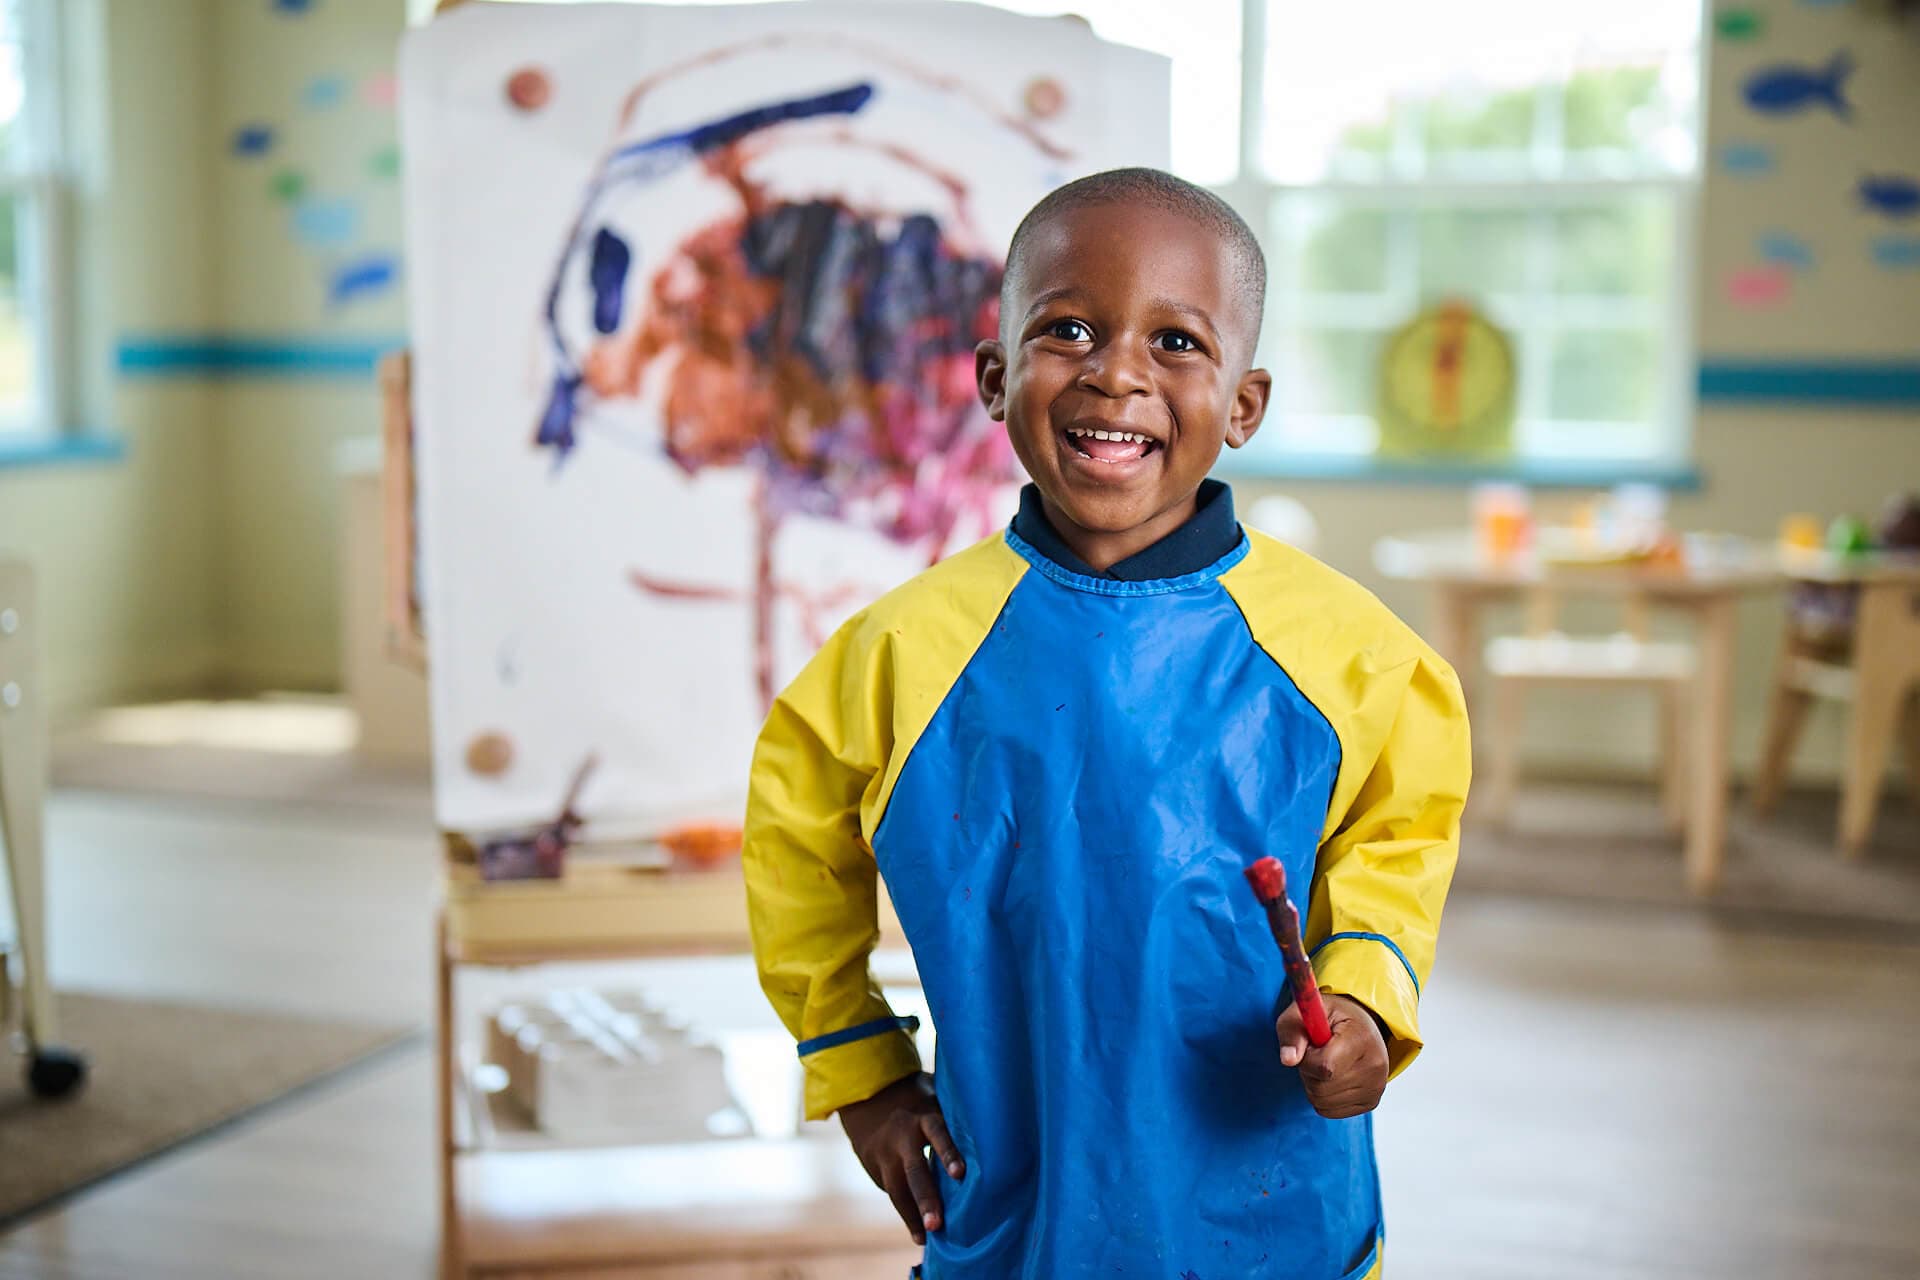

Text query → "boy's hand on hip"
[838,1072,966,1246]
[1275,994,1390,1119]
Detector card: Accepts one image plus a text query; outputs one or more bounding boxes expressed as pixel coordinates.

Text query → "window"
[0,0,66,438]
[1253,0,1702,468]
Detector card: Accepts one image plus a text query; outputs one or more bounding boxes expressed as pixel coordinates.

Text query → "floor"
[4,784,1919,1279]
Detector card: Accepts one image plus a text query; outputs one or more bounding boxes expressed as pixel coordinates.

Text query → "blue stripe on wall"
[116,337,407,379]
[1697,361,1920,407]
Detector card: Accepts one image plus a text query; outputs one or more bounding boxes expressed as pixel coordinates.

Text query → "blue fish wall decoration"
[329,253,399,306]
[1718,142,1776,175]
[1859,174,1920,220]
[1757,232,1815,270]
[1871,236,1920,268]
[1742,52,1854,119]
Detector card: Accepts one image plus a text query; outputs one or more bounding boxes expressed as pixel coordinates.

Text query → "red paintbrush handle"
[1243,857,1333,1048]
[1272,898,1333,1047]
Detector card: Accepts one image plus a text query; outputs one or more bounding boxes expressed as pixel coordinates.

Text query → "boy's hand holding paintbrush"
[1246,857,1392,1120]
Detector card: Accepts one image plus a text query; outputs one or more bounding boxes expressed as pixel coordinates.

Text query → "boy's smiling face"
[976,201,1271,571]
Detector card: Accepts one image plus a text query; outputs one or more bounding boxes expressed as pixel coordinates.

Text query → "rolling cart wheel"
[27,1045,87,1100]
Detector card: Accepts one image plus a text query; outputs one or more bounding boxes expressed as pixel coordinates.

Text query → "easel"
[0,557,86,1098]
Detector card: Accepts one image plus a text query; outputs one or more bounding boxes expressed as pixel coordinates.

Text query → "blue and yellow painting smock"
[745,482,1470,1279]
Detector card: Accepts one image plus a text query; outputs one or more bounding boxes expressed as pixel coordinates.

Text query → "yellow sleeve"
[743,619,920,1121]
[1307,650,1470,1079]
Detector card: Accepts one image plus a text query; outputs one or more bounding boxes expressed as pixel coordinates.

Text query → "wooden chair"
[1480,587,1697,831]
[1752,567,1920,856]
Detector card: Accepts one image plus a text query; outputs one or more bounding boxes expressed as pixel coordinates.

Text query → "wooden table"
[1373,531,1783,893]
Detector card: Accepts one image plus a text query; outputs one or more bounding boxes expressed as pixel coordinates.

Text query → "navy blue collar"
[1010,479,1240,582]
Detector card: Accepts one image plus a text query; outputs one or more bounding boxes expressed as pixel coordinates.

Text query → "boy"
[743,168,1469,1279]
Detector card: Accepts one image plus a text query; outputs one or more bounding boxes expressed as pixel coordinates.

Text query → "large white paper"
[402,1,1169,832]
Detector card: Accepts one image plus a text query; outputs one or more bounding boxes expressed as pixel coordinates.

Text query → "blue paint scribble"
[1743,52,1854,119]
[537,374,581,456]
[1757,232,1814,271]
[1871,236,1920,269]
[328,253,399,305]
[589,228,631,335]
[231,124,275,158]
[1860,174,1920,220]
[538,82,880,448]
[1718,143,1775,176]
[272,0,315,12]
[302,75,346,111]
[606,82,875,174]
[293,198,360,247]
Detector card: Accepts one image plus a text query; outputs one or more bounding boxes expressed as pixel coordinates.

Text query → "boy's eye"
[1045,319,1092,342]
[1156,331,1199,353]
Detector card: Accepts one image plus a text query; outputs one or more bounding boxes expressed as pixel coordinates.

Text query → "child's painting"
[401,2,1169,833]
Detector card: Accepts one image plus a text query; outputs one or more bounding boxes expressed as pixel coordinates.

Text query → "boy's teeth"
[1069,428,1149,443]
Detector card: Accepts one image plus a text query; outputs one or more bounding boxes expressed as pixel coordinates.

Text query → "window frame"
[1218,0,1707,480]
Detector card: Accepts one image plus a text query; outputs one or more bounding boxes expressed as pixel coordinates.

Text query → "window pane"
[1549,329,1658,422]
[1262,0,1700,181]
[1552,197,1671,297]
[978,0,1242,185]
[1420,83,1536,164]
[1275,199,1391,295]
[1564,39,1700,172]
[1417,207,1531,298]
[1273,328,1378,417]
[0,192,33,423]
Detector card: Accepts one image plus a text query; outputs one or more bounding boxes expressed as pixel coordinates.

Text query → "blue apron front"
[873,542,1384,1279]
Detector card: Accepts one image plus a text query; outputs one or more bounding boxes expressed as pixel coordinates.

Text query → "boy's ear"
[975,339,1008,421]
[1224,367,1272,450]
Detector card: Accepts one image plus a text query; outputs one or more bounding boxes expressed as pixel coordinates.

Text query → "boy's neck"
[1040,493,1202,573]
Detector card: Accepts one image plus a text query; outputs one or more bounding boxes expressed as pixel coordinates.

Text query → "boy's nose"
[1076,344,1152,398]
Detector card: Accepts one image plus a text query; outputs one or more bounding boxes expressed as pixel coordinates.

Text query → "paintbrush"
[1242,856,1332,1048]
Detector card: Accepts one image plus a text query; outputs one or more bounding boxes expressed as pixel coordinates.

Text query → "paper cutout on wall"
[272,0,315,13]
[1714,9,1765,40]
[293,197,361,247]
[328,253,398,305]
[271,170,307,202]
[363,72,398,110]
[1718,142,1775,175]
[1871,236,1920,269]
[231,124,275,157]
[1859,174,1920,220]
[1757,231,1815,271]
[1742,53,1854,119]
[302,75,347,111]
[1726,265,1794,308]
[368,145,400,180]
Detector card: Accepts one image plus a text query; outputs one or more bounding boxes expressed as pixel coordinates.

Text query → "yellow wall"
[208,0,406,690]
[0,0,223,715]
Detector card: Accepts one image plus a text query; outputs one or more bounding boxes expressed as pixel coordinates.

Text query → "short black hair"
[1002,167,1267,351]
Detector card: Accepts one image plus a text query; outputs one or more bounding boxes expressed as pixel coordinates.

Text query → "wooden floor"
[4,786,1918,1279]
